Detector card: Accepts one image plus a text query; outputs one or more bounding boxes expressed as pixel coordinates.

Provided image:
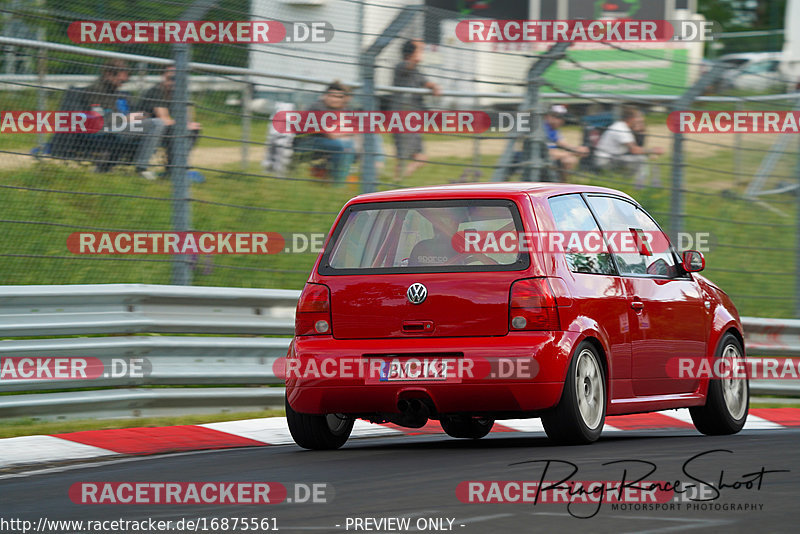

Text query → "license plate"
[366,357,461,384]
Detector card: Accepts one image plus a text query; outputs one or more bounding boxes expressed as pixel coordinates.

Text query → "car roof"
[348,182,636,204]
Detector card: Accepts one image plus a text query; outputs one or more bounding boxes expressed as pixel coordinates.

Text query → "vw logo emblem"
[406,283,427,305]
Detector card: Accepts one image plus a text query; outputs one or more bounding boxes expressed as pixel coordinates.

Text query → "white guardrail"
[0,284,297,420]
[0,284,797,420]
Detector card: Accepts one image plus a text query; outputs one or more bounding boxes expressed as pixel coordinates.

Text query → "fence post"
[795,135,800,318]
[135,61,147,96]
[669,129,685,242]
[472,89,480,174]
[169,0,219,285]
[241,78,252,170]
[668,62,728,243]
[523,95,544,182]
[2,3,16,75]
[734,99,744,185]
[359,58,378,194]
[170,42,192,286]
[612,100,622,121]
[359,6,420,193]
[492,41,570,182]
[35,24,47,148]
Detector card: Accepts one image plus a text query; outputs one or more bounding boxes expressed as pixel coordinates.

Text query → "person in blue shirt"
[544,104,589,182]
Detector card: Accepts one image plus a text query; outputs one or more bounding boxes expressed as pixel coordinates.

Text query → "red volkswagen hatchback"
[285,183,748,449]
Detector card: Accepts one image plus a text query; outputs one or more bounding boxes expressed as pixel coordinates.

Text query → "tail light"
[509,278,571,331]
[295,283,331,336]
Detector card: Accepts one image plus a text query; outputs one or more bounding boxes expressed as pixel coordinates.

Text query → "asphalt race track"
[1,428,798,533]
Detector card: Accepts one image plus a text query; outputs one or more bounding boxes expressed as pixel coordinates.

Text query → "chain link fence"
[1,0,799,318]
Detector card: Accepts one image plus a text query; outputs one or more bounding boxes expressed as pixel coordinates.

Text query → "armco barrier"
[742,316,800,396]
[0,284,298,420]
[0,285,797,420]
[741,317,800,357]
[0,283,298,337]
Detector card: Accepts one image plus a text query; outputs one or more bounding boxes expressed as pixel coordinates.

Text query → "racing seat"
[407,235,458,267]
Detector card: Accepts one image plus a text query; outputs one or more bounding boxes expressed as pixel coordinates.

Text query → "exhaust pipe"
[394,397,431,428]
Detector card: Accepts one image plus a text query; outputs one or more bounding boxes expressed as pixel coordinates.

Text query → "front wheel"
[690,333,748,435]
[440,416,494,439]
[542,342,606,444]
[285,396,354,450]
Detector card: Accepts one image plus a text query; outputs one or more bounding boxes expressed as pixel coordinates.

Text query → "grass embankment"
[1,119,795,316]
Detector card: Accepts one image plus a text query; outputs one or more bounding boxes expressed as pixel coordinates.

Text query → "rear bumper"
[286,331,580,415]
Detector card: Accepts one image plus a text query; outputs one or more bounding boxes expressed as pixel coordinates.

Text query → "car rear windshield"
[318,199,530,274]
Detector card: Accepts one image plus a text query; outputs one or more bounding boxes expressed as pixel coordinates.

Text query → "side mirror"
[682,250,705,272]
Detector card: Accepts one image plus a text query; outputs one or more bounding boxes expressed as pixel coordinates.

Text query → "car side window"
[548,194,616,275]
[586,195,680,278]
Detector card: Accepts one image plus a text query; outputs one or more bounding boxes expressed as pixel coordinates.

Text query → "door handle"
[631,300,644,311]
[402,320,433,333]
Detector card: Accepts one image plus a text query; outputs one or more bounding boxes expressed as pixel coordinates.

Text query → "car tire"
[440,416,494,439]
[542,341,606,445]
[689,333,749,435]
[285,396,354,450]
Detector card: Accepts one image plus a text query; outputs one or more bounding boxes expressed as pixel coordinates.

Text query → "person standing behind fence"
[135,66,202,178]
[392,39,441,183]
[72,59,166,178]
[594,106,664,187]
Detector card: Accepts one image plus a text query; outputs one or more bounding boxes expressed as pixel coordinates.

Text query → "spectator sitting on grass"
[595,106,664,186]
[304,81,356,185]
[543,104,590,182]
[135,66,202,178]
[68,59,166,179]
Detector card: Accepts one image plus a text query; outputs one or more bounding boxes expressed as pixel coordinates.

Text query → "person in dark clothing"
[61,58,165,178]
[392,39,440,182]
[135,66,201,175]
